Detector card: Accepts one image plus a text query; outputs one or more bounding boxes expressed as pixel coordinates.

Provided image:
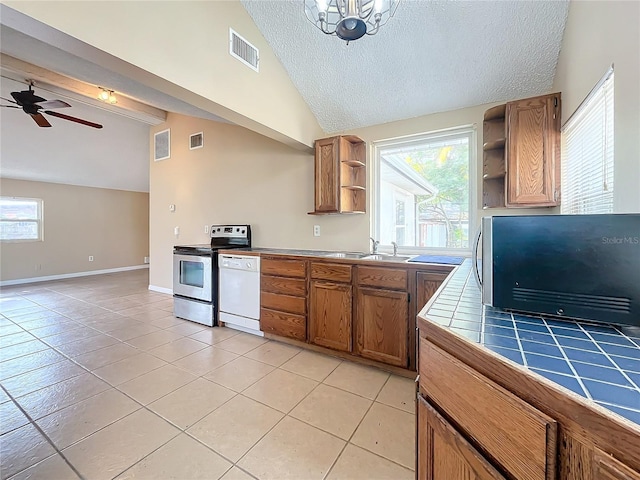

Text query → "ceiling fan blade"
[1,96,18,104]
[1,105,21,109]
[30,113,52,127]
[36,99,71,109]
[44,110,103,129]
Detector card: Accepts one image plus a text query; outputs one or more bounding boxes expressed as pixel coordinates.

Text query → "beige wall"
[4,1,323,149]
[149,114,367,289]
[553,1,640,212]
[0,179,149,282]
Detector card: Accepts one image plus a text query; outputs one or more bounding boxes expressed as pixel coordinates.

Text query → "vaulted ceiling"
[242,0,569,133]
[0,1,570,191]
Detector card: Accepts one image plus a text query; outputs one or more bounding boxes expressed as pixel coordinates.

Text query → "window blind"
[561,69,614,214]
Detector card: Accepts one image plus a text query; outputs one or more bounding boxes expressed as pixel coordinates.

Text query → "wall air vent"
[189,132,204,150]
[229,28,259,72]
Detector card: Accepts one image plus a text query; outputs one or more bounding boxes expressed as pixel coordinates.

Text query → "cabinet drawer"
[261,257,307,278]
[261,291,306,315]
[261,275,306,296]
[356,266,407,290]
[260,308,306,341]
[419,338,557,480]
[311,262,352,283]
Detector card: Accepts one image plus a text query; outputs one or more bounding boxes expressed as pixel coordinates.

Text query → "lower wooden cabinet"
[260,256,307,341]
[418,319,640,480]
[418,395,505,480]
[309,281,352,352]
[260,307,306,340]
[259,254,452,371]
[354,287,408,367]
[593,450,640,480]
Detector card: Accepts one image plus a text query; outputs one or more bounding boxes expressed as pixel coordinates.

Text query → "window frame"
[0,197,44,242]
[561,66,614,214]
[371,125,476,255]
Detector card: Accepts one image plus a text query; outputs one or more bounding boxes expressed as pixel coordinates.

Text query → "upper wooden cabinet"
[309,135,366,215]
[483,93,561,208]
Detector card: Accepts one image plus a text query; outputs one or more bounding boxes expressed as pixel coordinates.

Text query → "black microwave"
[475,214,640,326]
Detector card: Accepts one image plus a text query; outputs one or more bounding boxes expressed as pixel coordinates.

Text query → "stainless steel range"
[173,224,251,326]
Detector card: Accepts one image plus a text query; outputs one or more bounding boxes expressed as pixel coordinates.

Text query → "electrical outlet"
[89,256,94,262]
[174,226,180,236]
[169,204,176,212]
[144,256,150,264]
[313,225,321,237]
[204,225,209,234]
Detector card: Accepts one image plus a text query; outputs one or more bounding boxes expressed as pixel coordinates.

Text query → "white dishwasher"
[218,254,262,336]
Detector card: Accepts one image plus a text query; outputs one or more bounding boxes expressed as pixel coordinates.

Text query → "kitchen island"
[417,259,640,478]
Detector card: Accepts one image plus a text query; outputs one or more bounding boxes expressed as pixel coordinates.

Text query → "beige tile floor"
[0,270,416,480]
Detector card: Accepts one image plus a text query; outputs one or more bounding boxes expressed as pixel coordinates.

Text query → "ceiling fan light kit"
[304,0,399,42]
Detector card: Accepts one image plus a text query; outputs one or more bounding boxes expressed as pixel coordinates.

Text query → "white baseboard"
[0,265,149,287]
[148,285,173,295]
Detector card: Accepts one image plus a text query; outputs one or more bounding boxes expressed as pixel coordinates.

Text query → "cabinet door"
[354,287,408,367]
[416,271,449,310]
[593,450,640,480]
[309,281,352,352]
[506,93,560,206]
[315,137,340,212]
[418,395,506,480]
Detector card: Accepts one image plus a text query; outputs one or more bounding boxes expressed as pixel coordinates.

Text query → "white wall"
[552,0,640,212]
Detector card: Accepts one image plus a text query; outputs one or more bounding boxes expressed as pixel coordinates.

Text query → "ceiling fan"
[0,82,103,129]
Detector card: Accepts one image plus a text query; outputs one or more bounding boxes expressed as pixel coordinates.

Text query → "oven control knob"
[246,262,251,268]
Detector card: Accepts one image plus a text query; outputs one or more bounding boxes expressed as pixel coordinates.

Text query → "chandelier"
[304,0,400,42]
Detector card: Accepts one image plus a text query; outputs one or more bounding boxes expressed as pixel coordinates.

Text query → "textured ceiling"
[241,0,569,133]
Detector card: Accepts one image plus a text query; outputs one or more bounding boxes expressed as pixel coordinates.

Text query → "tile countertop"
[422,259,640,426]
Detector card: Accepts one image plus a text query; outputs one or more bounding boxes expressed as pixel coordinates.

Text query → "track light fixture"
[98,87,117,105]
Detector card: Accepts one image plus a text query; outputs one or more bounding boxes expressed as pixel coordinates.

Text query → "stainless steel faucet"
[369,237,379,254]
[391,241,398,256]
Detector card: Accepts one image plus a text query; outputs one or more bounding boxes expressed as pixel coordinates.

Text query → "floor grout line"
[3,270,418,479]
[0,383,85,480]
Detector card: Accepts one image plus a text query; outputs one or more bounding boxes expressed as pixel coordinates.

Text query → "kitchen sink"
[361,254,413,262]
[323,252,368,259]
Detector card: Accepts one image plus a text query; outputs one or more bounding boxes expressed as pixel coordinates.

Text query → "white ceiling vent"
[229,28,259,72]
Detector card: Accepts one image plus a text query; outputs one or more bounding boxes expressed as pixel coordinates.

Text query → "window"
[0,197,43,241]
[374,127,473,251]
[561,68,614,214]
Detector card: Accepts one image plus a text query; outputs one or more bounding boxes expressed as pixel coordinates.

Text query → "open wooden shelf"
[483,104,507,121]
[309,135,367,215]
[483,139,506,151]
[342,160,366,168]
